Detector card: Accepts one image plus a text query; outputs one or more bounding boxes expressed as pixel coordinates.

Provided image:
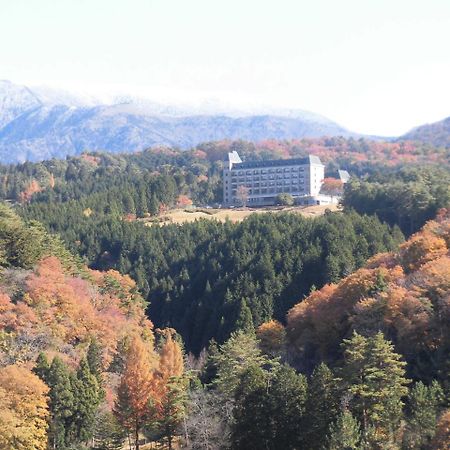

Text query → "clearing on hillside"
[143,204,340,226]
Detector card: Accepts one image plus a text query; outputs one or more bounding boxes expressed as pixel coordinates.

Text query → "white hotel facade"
[223,151,331,207]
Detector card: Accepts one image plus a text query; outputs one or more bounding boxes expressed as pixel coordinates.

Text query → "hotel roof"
[229,154,323,169]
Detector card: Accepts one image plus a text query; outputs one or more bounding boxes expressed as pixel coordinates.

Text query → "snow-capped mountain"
[0,80,355,163]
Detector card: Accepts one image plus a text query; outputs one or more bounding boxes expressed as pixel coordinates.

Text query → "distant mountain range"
[0,80,355,163]
[400,116,450,148]
[0,80,448,163]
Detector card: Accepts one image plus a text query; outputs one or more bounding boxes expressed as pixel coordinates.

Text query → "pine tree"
[341,332,409,448]
[212,331,271,400]
[87,338,105,400]
[304,362,340,449]
[327,409,362,450]
[231,365,272,450]
[269,364,308,450]
[403,381,444,449]
[93,410,126,450]
[87,338,103,381]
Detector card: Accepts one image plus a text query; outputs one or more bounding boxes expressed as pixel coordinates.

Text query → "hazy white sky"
[1,0,449,135]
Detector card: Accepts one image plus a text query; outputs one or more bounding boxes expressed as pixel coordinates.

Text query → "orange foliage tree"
[19,179,42,203]
[256,320,286,357]
[320,177,343,199]
[176,195,193,208]
[0,364,49,450]
[114,335,158,450]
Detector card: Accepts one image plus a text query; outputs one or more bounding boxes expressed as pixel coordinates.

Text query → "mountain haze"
[0,80,353,163]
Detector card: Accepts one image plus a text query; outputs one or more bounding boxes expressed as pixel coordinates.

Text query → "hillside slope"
[401,116,450,148]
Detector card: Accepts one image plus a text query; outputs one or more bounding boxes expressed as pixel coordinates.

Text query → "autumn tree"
[320,177,343,201]
[114,335,157,450]
[236,186,249,208]
[256,320,286,358]
[0,364,49,450]
[155,329,186,449]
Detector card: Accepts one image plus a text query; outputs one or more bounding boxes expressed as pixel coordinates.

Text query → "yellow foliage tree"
[0,365,49,450]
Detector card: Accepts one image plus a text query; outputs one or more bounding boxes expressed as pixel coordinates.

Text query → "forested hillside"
[401,116,450,148]
[0,204,188,449]
[1,205,449,449]
[1,138,448,354]
[0,137,449,209]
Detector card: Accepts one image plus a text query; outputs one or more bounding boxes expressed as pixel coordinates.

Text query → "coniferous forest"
[0,139,449,449]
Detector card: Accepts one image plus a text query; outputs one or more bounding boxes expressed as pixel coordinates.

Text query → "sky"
[0,0,449,136]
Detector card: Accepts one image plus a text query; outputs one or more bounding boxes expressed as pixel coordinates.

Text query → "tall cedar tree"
[46,357,75,449]
[71,358,102,443]
[269,364,308,449]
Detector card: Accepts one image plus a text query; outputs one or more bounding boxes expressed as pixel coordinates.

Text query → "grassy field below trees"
[142,204,340,225]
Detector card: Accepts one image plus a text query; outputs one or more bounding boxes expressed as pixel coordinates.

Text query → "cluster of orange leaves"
[193,138,447,168]
[286,209,450,361]
[115,330,183,432]
[176,194,193,208]
[19,179,42,203]
[0,256,153,368]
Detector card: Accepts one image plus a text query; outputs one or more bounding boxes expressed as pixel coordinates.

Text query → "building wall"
[223,158,325,207]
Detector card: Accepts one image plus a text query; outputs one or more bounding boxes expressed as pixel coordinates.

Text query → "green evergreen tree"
[235,298,254,334]
[212,331,271,399]
[403,381,444,449]
[46,357,76,448]
[93,410,127,450]
[341,332,409,449]
[231,365,272,450]
[269,364,308,450]
[87,338,103,381]
[304,362,340,449]
[33,352,50,382]
[87,338,105,400]
[327,409,362,450]
[72,358,102,443]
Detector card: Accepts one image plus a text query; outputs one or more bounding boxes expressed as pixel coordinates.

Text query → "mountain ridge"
[0,80,355,163]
